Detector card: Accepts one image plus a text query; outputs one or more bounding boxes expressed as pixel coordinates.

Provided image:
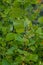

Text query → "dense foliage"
[0,0,43,65]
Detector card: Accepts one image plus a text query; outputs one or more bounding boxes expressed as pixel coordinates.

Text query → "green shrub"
[0,0,43,65]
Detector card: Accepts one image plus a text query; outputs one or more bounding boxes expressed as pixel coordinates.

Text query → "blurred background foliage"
[0,0,43,65]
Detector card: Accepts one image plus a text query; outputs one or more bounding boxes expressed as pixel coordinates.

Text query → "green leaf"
[14,22,24,33]
[26,54,38,62]
[29,46,36,51]
[2,59,10,65]
[38,17,43,24]
[6,33,15,41]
